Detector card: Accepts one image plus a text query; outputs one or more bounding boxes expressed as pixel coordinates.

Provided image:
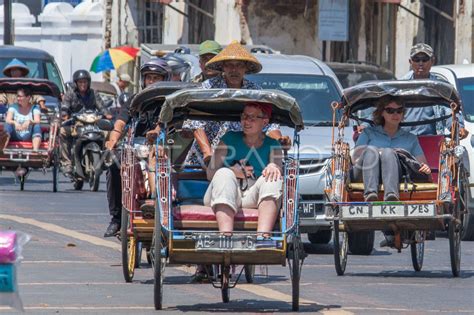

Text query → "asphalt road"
[0,170,473,314]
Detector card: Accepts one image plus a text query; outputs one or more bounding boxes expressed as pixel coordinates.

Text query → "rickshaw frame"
[325,80,466,277]
[0,78,61,192]
[151,88,305,310]
[119,82,197,283]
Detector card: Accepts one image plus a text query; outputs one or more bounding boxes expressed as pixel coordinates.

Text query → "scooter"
[65,110,113,191]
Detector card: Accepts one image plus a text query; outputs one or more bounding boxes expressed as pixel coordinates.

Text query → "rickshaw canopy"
[91,81,117,96]
[0,78,61,99]
[129,81,197,115]
[159,88,304,131]
[343,80,461,114]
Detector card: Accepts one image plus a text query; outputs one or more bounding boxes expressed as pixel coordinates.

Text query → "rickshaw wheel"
[134,242,143,268]
[153,211,164,310]
[410,230,425,272]
[221,265,230,303]
[288,236,301,311]
[52,151,59,192]
[121,208,136,282]
[73,179,83,191]
[449,219,461,277]
[19,175,25,191]
[244,265,255,283]
[333,220,348,276]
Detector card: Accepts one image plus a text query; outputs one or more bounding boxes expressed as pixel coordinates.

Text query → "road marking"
[0,214,120,250]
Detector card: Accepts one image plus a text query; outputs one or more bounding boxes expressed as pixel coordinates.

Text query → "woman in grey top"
[352,96,431,202]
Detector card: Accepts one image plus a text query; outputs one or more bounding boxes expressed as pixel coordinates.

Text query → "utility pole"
[4,0,13,45]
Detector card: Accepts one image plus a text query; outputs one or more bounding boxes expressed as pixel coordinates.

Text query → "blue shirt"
[355,125,424,157]
[400,72,465,135]
[221,131,281,178]
[8,104,40,138]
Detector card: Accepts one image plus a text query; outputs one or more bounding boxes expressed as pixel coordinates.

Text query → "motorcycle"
[65,110,113,191]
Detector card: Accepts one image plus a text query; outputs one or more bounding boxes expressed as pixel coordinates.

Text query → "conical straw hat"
[205,40,262,74]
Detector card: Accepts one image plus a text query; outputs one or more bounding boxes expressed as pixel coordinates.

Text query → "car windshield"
[247,74,341,124]
[0,58,64,93]
[335,71,395,88]
[458,77,474,122]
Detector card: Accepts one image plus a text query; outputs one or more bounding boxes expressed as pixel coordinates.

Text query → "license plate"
[372,204,405,218]
[298,202,323,218]
[195,234,256,251]
[407,204,435,217]
[341,205,369,218]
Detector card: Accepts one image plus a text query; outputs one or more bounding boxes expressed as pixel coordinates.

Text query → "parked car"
[247,54,357,247]
[327,61,396,88]
[430,64,474,241]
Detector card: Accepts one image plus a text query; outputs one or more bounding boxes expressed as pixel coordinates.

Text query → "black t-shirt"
[116,94,156,137]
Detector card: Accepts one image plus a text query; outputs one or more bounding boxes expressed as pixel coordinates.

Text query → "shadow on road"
[168,299,341,313]
[344,269,474,279]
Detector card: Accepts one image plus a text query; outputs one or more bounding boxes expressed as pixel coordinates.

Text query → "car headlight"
[134,144,150,159]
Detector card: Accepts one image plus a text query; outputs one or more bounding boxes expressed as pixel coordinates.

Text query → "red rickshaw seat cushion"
[173,205,259,222]
[418,135,443,182]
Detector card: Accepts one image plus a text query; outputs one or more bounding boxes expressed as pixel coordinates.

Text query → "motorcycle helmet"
[140,58,172,88]
[72,70,91,89]
[162,53,191,81]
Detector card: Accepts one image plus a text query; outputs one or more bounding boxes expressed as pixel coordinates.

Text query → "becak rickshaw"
[151,88,305,311]
[0,78,61,191]
[326,80,466,277]
[120,82,197,282]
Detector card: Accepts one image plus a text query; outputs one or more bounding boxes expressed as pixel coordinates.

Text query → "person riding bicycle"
[103,58,172,237]
[60,69,111,177]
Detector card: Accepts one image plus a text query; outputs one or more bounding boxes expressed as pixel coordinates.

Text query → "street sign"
[318,0,349,42]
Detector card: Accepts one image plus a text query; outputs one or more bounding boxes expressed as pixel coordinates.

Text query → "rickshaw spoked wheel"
[221,265,230,303]
[410,230,425,272]
[244,265,255,283]
[449,217,461,277]
[73,179,83,191]
[153,209,164,310]
[135,242,143,268]
[333,219,348,276]
[121,208,136,282]
[52,149,59,192]
[288,235,302,311]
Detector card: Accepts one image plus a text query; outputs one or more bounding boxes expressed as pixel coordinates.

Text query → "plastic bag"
[0,231,30,311]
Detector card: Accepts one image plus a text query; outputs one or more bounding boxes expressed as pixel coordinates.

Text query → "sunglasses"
[411,56,431,63]
[384,107,404,114]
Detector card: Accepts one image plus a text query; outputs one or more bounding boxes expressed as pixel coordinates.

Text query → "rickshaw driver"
[103,58,172,237]
[353,96,431,247]
[60,69,111,177]
[205,102,283,237]
[402,43,468,139]
[0,59,48,112]
[183,40,290,168]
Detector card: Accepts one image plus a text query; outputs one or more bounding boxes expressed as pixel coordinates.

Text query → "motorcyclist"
[60,69,111,177]
[162,53,191,82]
[103,58,172,237]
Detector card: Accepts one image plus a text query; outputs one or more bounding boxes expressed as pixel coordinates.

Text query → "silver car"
[248,54,353,244]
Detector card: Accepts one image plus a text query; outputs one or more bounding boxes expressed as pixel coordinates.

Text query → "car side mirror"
[97,119,114,131]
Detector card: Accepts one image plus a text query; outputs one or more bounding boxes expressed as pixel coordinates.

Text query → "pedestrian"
[103,58,172,237]
[112,73,134,96]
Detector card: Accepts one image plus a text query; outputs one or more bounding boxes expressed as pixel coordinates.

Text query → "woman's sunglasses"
[411,56,431,63]
[384,107,404,114]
